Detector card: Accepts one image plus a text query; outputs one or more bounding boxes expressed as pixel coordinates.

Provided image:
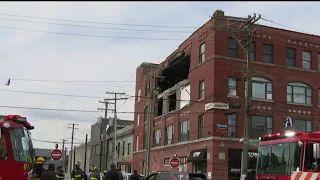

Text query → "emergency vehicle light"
[7,115,26,122]
[259,131,302,141]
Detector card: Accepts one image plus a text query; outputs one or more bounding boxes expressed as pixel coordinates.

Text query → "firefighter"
[88,167,100,180]
[32,157,46,180]
[56,165,65,179]
[102,170,107,180]
[71,164,84,180]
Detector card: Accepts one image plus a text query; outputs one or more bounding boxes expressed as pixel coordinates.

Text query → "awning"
[187,148,207,162]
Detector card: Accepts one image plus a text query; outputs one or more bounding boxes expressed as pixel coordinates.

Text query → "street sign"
[169,157,180,168]
[51,149,62,160]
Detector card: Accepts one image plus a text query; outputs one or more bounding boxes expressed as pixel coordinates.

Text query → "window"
[246,77,273,100]
[228,77,237,96]
[144,106,149,124]
[145,81,150,96]
[127,143,131,155]
[251,116,273,139]
[117,142,120,158]
[227,113,236,137]
[165,125,174,145]
[143,130,147,149]
[199,80,205,99]
[198,114,204,138]
[179,120,189,142]
[302,51,311,69]
[287,82,312,105]
[10,128,32,162]
[200,43,206,63]
[318,89,320,105]
[286,48,296,67]
[137,88,141,101]
[229,38,237,57]
[136,113,140,127]
[318,54,320,70]
[249,41,256,61]
[294,120,312,132]
[135,136,139,151]
[164,158,170,165]
[153,129,161,147]
[263,44,273,63]
[122,141,125,156]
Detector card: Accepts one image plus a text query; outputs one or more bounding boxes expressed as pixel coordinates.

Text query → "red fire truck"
[0,115,35,180]
[256,130,320,180]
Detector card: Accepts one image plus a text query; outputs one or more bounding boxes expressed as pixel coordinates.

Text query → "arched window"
[246,77,273,100]
[287,82,312,105]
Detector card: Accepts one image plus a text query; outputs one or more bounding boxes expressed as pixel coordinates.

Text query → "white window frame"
[245,77,273,100]
[199,80,205,100]
[287,82,312,105]
[228,77,237,96]
[200,43,206,63]
[302,51,311,70]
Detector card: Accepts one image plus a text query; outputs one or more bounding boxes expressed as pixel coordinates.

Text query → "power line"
[32,139,82,144]
[0,26,181,41]
[0,17,195,33]
[0,12,198,29]
[0,88,103,99]
[0,78,135,83]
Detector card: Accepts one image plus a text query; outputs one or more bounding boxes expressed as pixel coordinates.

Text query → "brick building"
[132,10,320,179]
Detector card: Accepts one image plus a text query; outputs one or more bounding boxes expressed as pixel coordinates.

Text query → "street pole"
[68,123,79,173]
[64,148,67,172]
[211,12,261,180]
[61,139,67,166]
[73,145,76,168]
[105,92,127,166]
[84,134,88,174]
[98,100,109,171]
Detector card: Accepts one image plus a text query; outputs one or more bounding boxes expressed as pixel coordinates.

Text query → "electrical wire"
[32,139,83,144]
[0,12,198,29]
[0,17,195,33]
[0,26,182,41]
[0,78,135,83]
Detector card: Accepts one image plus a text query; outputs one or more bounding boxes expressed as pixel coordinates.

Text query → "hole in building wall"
[169,93,177,112]
[156,98,163,117]
[157,53,190,93]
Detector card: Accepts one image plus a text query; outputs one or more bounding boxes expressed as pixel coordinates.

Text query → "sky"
[0,1,319,150]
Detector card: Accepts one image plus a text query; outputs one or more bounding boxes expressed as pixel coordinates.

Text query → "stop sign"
[51,149,62,160]
[169,157,180,168]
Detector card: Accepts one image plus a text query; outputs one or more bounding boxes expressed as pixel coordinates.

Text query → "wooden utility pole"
[105,92,128,166]
[84,134,88,174]
[68,123,79,173]
[211,11,261,180]
[98,99,109,171]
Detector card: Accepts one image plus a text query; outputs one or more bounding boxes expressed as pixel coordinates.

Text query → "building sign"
[205,102,229,111]
[248,152,258,158]
[216,124,227,134]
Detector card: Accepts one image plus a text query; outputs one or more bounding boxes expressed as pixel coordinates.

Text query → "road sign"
[169,157,180,168]
[51,149,62,160]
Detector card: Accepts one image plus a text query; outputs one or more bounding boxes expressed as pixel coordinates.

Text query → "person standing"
[105,164,119,180]
[129,170,141,180]
[33,157,46,180]
[88,167,100,180]
[40,163,56,180]
[117,168,123,180]
[71,164,85,180]
[56,165,65,179]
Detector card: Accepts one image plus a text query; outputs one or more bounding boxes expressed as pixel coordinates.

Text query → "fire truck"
[256,130,320,180]
[0,115,35,180]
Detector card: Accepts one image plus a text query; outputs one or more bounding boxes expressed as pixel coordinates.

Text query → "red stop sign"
[169,157,180,168]
[51,149,62,160]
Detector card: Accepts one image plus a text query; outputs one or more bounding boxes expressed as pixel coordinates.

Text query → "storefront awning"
[187,148,207,162]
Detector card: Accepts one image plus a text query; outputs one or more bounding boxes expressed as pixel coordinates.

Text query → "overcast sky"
[0,2,318,150]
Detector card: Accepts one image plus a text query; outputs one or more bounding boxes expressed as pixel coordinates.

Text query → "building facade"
[132,10,320,179]
[106,124,133,173]
[89,117,133,171]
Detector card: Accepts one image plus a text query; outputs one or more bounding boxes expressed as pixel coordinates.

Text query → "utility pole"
[211,12,261,180]
[64,148,67,172]
[105,92,127,166]
[98,99,110,171]
[68,123,79,173]
[84,134,88,174]
[61,139,67,166]
[73,145,76,168]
